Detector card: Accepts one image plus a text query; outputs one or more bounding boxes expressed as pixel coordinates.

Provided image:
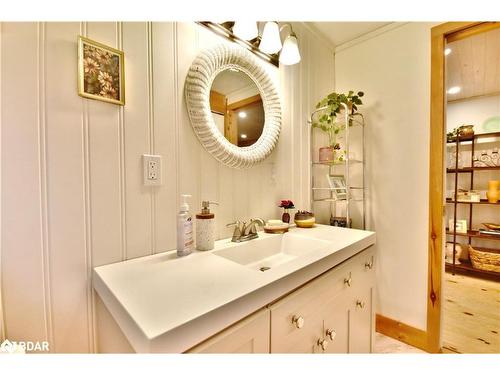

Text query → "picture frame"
[448,219,467,234]
[326,174,347,200]
[78,36,125,105]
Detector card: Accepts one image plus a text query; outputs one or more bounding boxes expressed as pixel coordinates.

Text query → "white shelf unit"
[308,103,366,229]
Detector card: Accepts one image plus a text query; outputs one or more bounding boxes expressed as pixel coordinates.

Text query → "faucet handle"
[226,220,242,241]
[247,218,265,235]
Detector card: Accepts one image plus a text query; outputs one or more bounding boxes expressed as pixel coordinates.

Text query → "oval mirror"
[210,69,264,147]
[185,43,281,169]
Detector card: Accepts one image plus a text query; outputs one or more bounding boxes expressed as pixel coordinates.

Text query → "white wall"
[0,22,334,352]
[334,23,438,330]
[447,95,500,133]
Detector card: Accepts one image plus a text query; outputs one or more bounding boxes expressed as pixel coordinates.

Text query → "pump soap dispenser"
[196,201,219,251]
[177,194,194,257]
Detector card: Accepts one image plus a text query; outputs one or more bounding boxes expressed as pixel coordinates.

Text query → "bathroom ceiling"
[446,26,500,102]
[307,22,391,47]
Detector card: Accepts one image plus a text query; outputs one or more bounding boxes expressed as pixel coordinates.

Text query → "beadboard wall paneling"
[1,21,49,347]
[0,22,334,352]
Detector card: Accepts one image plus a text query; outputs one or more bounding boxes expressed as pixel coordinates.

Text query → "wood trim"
[376,314,429,352]
[426,21,496,354]
[209,90,226,115]
[227,94,262,110]
[446,22,500,43]
[448,91,500,104]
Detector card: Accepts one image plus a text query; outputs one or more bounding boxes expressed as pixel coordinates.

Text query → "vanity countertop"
[93,224,375,353]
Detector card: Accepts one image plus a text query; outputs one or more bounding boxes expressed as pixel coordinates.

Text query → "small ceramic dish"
[264,223,289,234]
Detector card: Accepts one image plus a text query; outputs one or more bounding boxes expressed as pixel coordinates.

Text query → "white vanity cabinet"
[188,246,375,354]
[270,246,375,354]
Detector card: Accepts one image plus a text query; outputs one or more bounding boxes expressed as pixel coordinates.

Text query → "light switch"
[143,154,162,186]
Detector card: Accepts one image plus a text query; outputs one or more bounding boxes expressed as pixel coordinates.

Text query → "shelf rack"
[308,103,366,229]
[446,131,500,280]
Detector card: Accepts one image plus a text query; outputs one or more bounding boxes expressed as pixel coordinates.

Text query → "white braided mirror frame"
[185,43,282,169]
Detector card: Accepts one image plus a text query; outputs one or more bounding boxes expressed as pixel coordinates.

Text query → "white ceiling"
[307,22,391,47]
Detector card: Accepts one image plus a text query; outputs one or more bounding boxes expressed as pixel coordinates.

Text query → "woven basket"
[468,246,500,273]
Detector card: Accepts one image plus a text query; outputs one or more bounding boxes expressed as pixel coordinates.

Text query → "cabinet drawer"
[188,309,270,353]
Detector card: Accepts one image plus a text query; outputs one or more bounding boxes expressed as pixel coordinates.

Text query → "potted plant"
[312,90,364,163]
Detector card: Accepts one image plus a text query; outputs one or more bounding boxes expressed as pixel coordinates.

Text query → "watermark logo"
[0,339,49,354]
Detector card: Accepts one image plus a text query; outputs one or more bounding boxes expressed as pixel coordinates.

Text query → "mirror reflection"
[210,69,264,147]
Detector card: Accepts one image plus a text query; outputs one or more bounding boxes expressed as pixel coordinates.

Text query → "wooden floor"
[443,272,500,353]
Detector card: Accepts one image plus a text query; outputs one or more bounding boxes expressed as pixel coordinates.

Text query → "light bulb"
[447,86,461,94]
[239,111,247,119]
[260,21,282,54]
[233,21,258,41]
[279,33,301,65]
[444,47,452,56]
[240,134,248,139]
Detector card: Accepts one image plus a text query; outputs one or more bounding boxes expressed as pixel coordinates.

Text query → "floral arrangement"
[82,43,121,101]
[279,200,295,209]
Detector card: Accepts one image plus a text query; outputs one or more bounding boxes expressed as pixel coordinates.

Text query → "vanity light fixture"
[238,111,247,119]
[444,47,452,56]
[447,86,461,94]
[233,21,259,41]
[197,21,301,66]
[260,21,282,54]
[279,29,301,65]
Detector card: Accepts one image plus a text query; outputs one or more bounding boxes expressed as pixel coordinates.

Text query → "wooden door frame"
[426,21,499,353]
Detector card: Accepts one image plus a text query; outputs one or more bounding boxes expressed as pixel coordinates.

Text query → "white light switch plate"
[143,154,162,186]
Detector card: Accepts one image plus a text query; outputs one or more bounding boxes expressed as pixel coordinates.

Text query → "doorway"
[429,22,500,353]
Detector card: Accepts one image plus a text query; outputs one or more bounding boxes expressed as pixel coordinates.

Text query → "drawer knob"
[344,273,352,287]
[292,315,305,329]
[356,300,366,309]
[326,328,336,341]
[365,257,374,269]
[317,338,329,351]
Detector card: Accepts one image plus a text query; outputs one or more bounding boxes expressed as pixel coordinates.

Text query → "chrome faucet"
[226,218,265,242]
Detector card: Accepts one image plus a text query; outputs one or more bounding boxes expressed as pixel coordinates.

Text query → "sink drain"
[259,266,271,272]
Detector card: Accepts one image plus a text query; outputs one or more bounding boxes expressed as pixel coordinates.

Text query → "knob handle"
[365,257,374,269]
[317,338,328,351]
[344,272,352,287]
[356,300,366,309]
[326,328,336,341]
[292,315,305,329]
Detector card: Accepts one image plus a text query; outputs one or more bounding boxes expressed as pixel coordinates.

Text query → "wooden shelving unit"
[446,132,500,281]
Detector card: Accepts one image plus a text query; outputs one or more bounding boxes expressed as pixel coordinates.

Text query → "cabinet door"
[188,309,270,353]
[322,292,350,353]
[270,282,326,353]
[348,286,374,353]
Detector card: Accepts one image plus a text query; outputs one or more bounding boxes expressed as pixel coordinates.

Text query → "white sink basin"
[213,233,331,271]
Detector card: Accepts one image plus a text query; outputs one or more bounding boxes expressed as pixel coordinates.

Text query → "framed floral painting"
[78,36,125,105]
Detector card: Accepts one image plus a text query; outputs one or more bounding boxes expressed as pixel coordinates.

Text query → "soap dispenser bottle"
[177,194,194,257]
[196,201,219,251]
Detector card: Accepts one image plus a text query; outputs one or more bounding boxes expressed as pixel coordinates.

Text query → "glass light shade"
[260,21,282,54]
[279,33,301,65]
[233,21,258,41]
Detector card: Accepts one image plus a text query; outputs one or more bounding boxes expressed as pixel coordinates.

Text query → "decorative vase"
[282,209,290,224]
[458,124,474,138]
[486,180,499,203]
[319,146,335,163]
